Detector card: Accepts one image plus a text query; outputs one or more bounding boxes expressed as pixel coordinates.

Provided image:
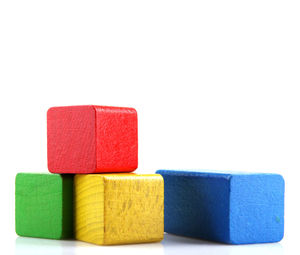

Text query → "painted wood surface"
[157,170,284,244]
[47,105,138,174]
[15,173,74,239]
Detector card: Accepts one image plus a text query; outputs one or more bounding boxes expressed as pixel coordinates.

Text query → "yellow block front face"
[75,175,105,244]
[75,174,164,245]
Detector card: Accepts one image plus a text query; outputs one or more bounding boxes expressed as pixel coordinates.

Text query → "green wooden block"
[15,173,74,239]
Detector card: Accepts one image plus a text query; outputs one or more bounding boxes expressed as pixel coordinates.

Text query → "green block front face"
[15,173,73,239]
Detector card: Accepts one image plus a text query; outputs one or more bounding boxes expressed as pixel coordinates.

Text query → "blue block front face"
[156,170,284,244]
[229,174,284,244]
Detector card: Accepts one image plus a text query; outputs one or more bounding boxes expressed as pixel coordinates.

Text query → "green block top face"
[15,173,74,239]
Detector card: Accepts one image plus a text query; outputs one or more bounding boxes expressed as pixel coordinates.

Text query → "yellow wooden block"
[74,173,164,245]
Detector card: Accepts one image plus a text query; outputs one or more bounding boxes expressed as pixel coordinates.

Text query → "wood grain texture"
[47,105,138,174]
[15,173,74,239]
[75,174,105,244]
[75,174,164,245]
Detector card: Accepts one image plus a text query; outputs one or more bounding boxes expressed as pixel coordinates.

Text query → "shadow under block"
[156,170,284,244]
[47,105,138,174]
[15,173,73,239]
[75,174,164,245]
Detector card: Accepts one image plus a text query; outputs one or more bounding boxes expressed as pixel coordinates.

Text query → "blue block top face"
[157,170,284,244]
[156,169,282,177]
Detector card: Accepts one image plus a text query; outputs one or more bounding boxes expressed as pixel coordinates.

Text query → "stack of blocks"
[16,105,164,245]
[15,105,284,245]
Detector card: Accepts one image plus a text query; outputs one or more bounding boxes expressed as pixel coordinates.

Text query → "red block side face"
[94,106,138,172]
[47,106,96,173]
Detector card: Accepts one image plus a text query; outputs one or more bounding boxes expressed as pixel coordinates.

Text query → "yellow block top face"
[75,174,164,245]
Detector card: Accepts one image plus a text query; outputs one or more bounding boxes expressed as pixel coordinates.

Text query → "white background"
[0,1,299,254]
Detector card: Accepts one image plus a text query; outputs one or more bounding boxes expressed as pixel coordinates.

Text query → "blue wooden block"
[156,170,284,244]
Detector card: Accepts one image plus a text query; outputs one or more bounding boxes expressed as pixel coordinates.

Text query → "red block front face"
[47,105,138,173]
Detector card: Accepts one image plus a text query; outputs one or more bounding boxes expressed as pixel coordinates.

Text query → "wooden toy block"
[47,105,138,174]
[15,173,73,239]
[156,170,284,244]
[74,174,164,245]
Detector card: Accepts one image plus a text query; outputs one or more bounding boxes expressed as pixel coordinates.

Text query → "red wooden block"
[47,105,138,173]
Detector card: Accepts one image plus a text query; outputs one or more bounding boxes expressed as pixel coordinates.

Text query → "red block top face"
[47,105,138,173]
